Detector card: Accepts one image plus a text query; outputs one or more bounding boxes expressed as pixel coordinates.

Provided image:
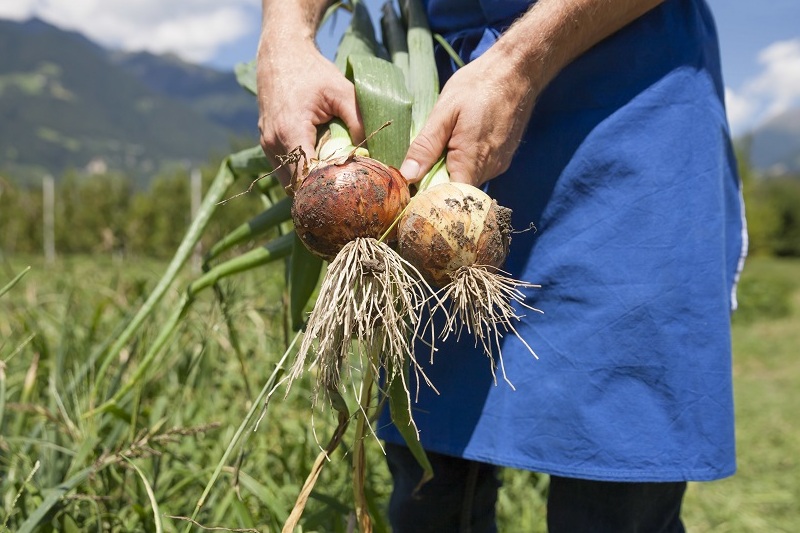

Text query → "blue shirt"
[380,0,746,482]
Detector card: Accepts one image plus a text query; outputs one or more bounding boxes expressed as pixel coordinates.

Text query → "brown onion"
[291,155,410,260]
[397,182,512,287]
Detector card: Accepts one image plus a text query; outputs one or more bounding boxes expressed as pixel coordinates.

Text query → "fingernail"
[400,159,420,182]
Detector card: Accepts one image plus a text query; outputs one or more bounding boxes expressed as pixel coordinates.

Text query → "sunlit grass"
[1,254,798,531]
[683,258,800,532]
[0,254,372,532]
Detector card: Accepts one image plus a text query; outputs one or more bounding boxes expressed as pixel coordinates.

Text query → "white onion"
[397,182,512,287]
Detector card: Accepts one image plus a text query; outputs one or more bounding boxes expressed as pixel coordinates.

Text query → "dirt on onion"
[291,155,410,260]
[397,182,512,287]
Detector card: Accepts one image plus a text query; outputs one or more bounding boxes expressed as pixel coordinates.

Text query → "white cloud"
[117,7,254,63]
[726,38,800,135]
[724,87,756,135]
[0,0,260,63]
[0,0,37,20]
[746,39,800,118]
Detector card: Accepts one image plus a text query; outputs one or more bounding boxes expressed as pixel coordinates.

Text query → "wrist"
[259,1,324,56]
[488,7,568,96]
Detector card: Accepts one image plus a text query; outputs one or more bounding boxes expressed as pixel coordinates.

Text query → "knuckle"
[497,157,513,175]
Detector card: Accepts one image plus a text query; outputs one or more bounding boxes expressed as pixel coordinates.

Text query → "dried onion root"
[282,144,442,533]
[398,182,542,384]
[438,266,541,388]
[286,144,441,418]
[288,237,438,422]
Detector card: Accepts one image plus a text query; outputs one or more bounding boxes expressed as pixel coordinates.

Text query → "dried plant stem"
[438,266,542,388]
[282,238,440,531]
[282,400,350,533]
[352,349,377,533]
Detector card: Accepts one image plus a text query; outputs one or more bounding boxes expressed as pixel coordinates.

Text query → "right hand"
[256,39,365,187]
[399,46,538,188]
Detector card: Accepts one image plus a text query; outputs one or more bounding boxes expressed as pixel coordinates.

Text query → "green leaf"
[123,457,163,533]
[289,233,324,331]
[235,470,293,521]
[185,333,301,533]
[334,1,387,73]
[381,1,410,79]
[434,33,466,68]
[90,156,239,401]
[1,265,30,298]
[60,513,82,533]
[228,145,273,177]
[234,60,257,96]
[204,197,292,264]
[401,0,440,137]
[17,465,95,533]
[347,54,413,168]
[190,232,295,296]
[388,369,433,493]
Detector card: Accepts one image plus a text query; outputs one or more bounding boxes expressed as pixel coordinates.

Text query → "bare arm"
[400,0,665,186]
[257,0,364,184]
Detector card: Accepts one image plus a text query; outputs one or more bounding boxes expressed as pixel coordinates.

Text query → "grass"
[682,257,800,532]
[0,254,379,532]
[1,254,798,531]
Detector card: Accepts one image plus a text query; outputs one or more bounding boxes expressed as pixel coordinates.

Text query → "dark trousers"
[385,443,687,533]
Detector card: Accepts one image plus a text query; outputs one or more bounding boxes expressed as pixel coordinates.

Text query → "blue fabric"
[379,0,746,482]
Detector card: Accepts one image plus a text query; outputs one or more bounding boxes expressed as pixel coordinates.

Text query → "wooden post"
[190,167,203,273]
[43,175,55,264]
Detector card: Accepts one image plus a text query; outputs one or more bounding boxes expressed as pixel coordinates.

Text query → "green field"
[1,254,798,531]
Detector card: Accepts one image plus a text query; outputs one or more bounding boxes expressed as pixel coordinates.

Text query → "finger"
[400,104,457,184]
[326,83,365,145]
[260,123,318,188]
[259,125,290,187]
[294,120,319,162]
[444,148,480,186]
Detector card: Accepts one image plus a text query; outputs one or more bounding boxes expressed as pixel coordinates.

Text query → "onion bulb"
[397,182,512,287]
[291,156,410,260]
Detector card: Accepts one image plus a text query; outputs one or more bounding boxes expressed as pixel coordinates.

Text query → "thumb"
[400,107,456,184]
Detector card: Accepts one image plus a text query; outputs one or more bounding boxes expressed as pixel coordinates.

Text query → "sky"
[0,0,798,136]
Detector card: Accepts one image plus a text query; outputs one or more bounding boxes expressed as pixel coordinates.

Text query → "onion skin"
[291,156,410,260]
[397,182,512,287]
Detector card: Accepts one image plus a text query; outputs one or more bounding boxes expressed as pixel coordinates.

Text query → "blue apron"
[379,0,746,482]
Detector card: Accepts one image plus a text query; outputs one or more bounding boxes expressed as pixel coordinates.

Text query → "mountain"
[747,108,800,177]
[3,17,797,184]
[0,18,258,186]
[107,50,258,135]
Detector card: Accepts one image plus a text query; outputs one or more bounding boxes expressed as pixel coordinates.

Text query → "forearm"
[256,0,363,178]
[492,0,665,93]
[259,0,331,51]
[398,0,665,185]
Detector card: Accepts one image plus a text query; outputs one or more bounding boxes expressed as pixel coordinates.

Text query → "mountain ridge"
[747,108,800,177]
[1,17,798,184]
[0,17,258,186]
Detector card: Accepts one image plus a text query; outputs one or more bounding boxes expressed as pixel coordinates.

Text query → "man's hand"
[399,0,664,187]
[399,49,536,188]
[257,1,364,186]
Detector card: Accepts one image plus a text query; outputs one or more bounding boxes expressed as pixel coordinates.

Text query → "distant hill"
[2,17,797,185]
[748,108,800,177]
[0,17,258,186]
[107,50,258,135]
